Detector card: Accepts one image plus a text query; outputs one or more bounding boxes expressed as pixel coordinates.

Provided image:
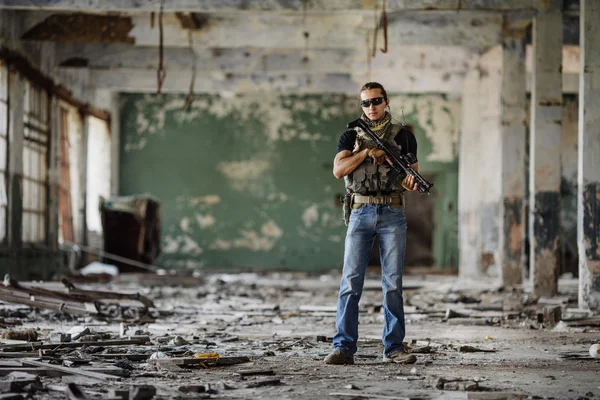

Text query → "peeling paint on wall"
[388,95,460,163]
[195,214,216,229]
[302,204,319,228]
[119,92,461,270]
[217,159,271,193]
[177,195,221,208]
[180,217,192,233]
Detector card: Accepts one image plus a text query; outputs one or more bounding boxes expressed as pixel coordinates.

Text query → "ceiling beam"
[85,67,467,95]
[53,44,357,72]
[124,12,503,50]
[54,43,477,74]
[0,0,544,13]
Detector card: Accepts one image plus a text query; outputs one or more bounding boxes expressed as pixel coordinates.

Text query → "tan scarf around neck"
[361,111,392,137]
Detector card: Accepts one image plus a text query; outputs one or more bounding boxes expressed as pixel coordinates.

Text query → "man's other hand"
[367,148,386,165]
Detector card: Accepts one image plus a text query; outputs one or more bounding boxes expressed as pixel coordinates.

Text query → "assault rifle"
[347,118,434,195]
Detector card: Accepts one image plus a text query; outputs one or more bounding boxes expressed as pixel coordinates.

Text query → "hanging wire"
[372,0,388,58]
[183,31,197,112]
[156,0,166,94]
[372,1,379,58]
[380,0,388,53]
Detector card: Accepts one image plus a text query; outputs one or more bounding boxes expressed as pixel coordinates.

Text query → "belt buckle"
[370,196,387,205]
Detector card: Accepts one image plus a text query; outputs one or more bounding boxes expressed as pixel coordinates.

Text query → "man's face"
[360,88,388,121]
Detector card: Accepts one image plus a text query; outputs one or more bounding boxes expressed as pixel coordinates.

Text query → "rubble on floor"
[0,270,598,399]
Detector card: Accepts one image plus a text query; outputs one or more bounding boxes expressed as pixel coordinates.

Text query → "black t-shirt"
[337,126,418,161]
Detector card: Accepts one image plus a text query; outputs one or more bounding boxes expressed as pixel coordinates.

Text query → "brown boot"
[324,349,354,365]
[383,351,417,364]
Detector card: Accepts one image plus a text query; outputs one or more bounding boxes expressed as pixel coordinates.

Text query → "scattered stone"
[433,377,479,391]
[1,329,37,342]
[0,372,41,393]
[68,326,91,341]
[49,332,71,343]
[169,335,188,346]
[129,385,156,400]
[542,306,562,328]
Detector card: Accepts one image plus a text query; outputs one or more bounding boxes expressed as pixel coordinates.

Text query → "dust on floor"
[0,271,598,399]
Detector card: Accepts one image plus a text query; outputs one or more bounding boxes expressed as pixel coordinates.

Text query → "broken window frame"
[22,80,50,244]
[58,105,75,244]
[86,116,112,237]
[0,61,7,243]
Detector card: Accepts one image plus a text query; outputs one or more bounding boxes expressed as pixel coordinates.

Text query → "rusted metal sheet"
[21,13,134,44]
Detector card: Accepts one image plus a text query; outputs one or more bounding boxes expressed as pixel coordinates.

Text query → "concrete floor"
[3,271,600,399]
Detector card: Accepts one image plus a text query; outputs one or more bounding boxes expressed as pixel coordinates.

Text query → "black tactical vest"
[344,123,405,195]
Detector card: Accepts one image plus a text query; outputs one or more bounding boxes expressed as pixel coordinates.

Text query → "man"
[325,82,418,365]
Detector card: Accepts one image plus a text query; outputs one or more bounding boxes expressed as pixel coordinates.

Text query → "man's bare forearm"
[333,149,369,179]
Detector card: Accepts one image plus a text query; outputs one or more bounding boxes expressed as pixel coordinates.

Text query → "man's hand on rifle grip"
[401,174,418,192]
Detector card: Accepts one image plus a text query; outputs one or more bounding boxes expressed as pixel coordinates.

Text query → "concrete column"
[529,0,563,297]
[458,68,482,279]
[479,46,503,278]
[77,114,89,247]
[7,69,24,250]
[47,98,60,249]
[578,0,600,309]
[500,30,527,286]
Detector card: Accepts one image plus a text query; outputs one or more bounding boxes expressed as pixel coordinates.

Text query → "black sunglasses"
[360,97,385,108]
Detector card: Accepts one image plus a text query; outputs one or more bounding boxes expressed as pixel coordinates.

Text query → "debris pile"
[0,271,597,399]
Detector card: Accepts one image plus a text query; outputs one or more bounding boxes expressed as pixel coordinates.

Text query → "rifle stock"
[347,118,434,195]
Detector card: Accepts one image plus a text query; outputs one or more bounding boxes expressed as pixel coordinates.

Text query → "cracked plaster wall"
[119,92,460,271]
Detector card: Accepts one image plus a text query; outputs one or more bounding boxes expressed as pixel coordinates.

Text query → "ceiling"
[0,0,581,95]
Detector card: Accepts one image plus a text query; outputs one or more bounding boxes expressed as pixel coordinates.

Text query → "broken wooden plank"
[0,394,25,399]
[0,336,149,352]
[20,359,120,381]
[564,316,600,327]
[0,366,126,377]
[234,369,275,377]
[329,393,415,399]
[61,278,155,308]
[245,378,281,388]
[151,356,251,367]
[0,286,96,315]
[92,353,148,362]
[454,345,498,353]
[0,352,39,358]
[3,276,94,305]
[467,393,529,400]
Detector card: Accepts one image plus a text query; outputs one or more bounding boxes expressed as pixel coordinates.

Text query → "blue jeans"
[333,204,407,357]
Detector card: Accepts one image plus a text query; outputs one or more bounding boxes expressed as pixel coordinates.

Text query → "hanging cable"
[183,31,197,112]
[380,0,388,53]
[156,0,166,94]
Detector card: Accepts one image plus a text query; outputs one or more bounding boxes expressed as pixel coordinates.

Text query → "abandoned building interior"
[0,0,599,399]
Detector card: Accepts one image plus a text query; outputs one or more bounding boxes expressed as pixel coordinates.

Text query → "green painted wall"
[119,93,460,271]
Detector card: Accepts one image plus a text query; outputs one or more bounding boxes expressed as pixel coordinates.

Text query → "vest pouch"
[348,168,366,193]
[364,163,378,192]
